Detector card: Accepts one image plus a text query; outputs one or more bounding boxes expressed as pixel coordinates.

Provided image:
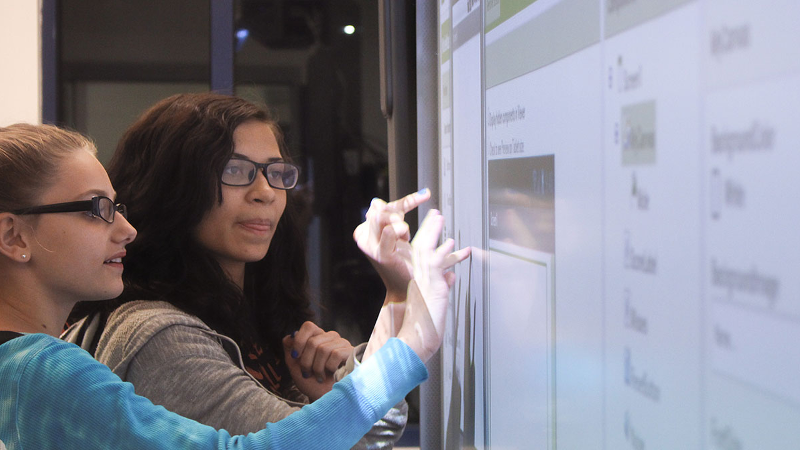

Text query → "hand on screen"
[397,209,470,362]
[353,189,431,300]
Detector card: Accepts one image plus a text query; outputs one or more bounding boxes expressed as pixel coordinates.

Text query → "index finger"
[291,321,324,359]
[386,188,431,215]
[442,246,471,269]
[411,209,444,250]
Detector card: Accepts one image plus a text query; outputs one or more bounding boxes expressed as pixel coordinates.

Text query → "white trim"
[0,0,42,125]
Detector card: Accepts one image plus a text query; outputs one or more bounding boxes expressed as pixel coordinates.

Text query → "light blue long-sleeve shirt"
[0,334,426,450]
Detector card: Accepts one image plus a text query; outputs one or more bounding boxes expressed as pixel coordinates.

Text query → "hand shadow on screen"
[445,241,477,450]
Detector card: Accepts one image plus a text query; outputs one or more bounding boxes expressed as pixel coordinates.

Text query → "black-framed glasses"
[221,158,300,190]
[11,196,127,224]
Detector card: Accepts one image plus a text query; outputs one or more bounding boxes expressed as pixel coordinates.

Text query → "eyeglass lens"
[96,197,127,223]
[222,159,298,189]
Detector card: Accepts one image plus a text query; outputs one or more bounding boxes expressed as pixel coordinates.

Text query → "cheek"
[37,222,89,258]
[194,216,223,251]
[194,203,230,239]
[277,196,288,219]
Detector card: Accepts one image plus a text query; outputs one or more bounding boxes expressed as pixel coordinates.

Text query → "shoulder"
[97,300,220,371]
[3,335,225,449]
[1,334,107,387]
[112,300,206,324]
[104,300,211,343]
[2,335,126,425]
[0,333,61,369]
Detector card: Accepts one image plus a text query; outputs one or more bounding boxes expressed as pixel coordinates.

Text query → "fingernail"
[291,349,299,359]
[302,371,310,378]
[291,330,297,338]
[317,376,324,383]
[417,188,429,196]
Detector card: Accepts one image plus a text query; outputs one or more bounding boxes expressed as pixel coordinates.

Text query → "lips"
[104,251,126,265]
[238,218,274,234]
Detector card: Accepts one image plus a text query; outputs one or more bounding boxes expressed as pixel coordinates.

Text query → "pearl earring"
[21,254,27,259]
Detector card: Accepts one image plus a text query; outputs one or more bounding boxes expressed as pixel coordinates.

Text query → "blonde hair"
[0,123,96,211]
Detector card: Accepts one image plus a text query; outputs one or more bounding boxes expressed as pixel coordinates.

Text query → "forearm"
[261,338,428,449]
[363,298,406,361]
[338,343,409,449]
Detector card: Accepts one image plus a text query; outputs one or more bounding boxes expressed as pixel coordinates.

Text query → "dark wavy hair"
[100,93,312,353]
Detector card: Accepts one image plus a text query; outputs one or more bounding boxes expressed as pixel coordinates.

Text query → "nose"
[247,168,277,204]
[113,213,137,245]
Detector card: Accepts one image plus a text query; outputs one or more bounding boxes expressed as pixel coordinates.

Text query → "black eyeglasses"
[11,196,127,224]
[221,158,300,190]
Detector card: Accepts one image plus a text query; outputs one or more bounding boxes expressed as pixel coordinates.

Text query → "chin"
[241,247,270,263]
[91,284,124,301]
[244,253,269,263]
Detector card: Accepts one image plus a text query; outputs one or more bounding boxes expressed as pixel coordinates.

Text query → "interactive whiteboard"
[437,1,800,448]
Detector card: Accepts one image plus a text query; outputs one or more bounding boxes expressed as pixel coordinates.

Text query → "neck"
[219,260,246,289]
[0,292,72,336]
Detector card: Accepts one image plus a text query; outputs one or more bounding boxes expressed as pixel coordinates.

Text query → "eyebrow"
[76,189,116,201]
[231,153,283,163]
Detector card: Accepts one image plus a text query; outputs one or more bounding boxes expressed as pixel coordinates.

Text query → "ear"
[0,213,32,262]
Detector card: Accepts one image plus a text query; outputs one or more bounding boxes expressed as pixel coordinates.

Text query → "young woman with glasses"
[0,122,463,448]
[66,93,469,445]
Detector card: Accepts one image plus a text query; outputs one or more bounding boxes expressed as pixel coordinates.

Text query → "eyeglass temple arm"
[12,200,93,215]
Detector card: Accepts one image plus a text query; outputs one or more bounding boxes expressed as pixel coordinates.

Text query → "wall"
[357,0,387,154]
[0,1,41,125]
